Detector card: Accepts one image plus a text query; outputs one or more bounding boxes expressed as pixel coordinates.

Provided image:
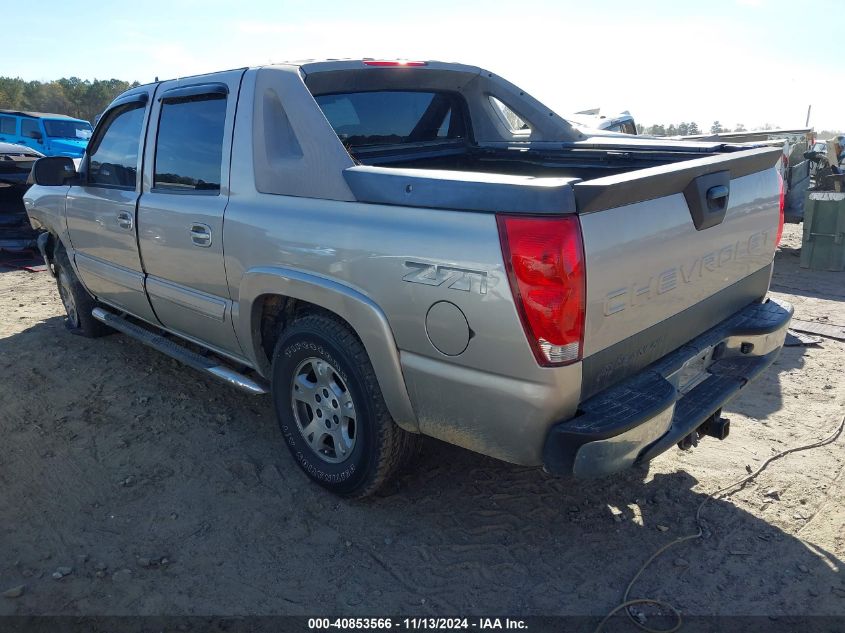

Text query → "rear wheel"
[271,313,420,497]
[54,247,111,338]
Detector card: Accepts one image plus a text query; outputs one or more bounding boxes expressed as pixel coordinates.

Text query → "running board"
[91,307,268,395]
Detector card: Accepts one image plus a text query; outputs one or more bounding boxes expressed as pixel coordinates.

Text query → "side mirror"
[27,130,43,141]
[32,156,78,186]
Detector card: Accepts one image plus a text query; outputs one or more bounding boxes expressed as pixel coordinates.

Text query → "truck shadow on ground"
[0,318,842,619]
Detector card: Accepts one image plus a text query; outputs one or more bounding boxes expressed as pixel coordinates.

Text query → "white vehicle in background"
[565,108,638,134]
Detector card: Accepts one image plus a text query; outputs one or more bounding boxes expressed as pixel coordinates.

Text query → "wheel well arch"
[237,268,418,432]
[255,294,362,368]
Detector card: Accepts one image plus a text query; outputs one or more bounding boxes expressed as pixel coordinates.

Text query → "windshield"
[43,119,93,140]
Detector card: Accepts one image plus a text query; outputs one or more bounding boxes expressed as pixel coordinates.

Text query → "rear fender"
[237,267,419,431]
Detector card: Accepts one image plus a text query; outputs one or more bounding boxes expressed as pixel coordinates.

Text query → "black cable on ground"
[593,413,845,633]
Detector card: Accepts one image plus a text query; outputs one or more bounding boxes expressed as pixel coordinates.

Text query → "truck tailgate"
[575,146,783,398]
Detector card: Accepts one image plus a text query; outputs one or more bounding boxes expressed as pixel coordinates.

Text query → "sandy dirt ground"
[0,223,843,621]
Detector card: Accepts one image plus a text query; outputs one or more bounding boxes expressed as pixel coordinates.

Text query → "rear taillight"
[497,215,586,366]
[776,170,785,246]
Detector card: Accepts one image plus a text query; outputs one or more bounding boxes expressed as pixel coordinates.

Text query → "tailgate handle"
[706,185,730,210]
[683,170,731,231]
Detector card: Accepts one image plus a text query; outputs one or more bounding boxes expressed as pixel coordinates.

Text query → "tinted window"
[0,117,15,135]
[21,118,41,139]
[87,103,145,188]
[154,95,226,192]
[44,119,93,140]
[314,91,467,147]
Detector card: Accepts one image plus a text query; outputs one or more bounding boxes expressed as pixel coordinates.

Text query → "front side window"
[314,91,467,148]
[153,95,226,192]
[87,103,146,188]
[21,118,41,139]
[44,119,93,140]
[0,117,16,135]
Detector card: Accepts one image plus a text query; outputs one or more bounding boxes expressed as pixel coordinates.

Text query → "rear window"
[0,116,16,135]
[314,91,467,148]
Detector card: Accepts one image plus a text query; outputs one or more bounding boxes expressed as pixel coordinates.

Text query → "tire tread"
[274,311,420,498]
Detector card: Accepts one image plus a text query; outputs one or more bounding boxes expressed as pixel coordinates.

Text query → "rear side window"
[314,91,467,148]
[153,95,226,193]
[21,118,41,139]
[87,103,146,188]
[0,117,16,135]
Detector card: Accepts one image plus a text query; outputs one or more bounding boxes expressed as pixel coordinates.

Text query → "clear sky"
[5,0,844,131]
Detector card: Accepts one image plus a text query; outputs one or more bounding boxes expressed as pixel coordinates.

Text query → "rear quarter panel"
[223,193,583,464]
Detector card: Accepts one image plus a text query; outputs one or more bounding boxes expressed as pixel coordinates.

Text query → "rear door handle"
[190,223,212,247]
[116,211,134,230]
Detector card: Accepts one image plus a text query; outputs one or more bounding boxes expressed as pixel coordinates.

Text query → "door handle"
[116,211,134,230]
[190,223,212,247]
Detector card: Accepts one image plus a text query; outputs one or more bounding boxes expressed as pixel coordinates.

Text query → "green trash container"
[800,192,845,271]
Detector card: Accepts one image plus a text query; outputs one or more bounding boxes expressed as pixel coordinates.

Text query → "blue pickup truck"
[0,110,92,158]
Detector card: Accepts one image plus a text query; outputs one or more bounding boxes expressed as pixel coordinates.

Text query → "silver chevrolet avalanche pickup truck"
[25,60,792,497]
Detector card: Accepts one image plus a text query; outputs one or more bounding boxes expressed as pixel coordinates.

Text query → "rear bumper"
[542,297,793,478]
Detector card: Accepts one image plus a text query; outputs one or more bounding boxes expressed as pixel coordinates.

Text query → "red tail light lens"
[776,170,785,246]
[497,215,586,366]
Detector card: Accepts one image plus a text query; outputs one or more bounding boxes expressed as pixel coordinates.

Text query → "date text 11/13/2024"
[308,618,528,630]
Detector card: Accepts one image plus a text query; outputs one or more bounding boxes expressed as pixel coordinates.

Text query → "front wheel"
[271,313,420,497]
[54,246,112,338]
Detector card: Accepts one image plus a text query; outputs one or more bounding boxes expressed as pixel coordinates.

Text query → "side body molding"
[236,267,419,432]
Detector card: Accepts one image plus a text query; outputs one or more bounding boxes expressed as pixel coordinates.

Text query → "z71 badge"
[403,261,488,295]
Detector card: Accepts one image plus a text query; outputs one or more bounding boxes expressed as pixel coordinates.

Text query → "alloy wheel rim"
[290,357,357,464]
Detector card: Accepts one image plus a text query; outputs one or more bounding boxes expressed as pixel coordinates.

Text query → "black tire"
[54,246,112,338]
[271,312,420,497]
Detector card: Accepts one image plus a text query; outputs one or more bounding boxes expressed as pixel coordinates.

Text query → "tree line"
[0,77,140,123]
[4,77,828,140]
[635,121,783,136]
